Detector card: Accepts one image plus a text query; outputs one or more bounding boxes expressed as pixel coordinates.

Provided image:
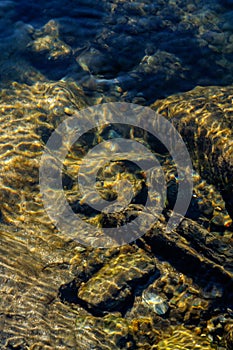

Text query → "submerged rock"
[75,313,134,350]
[75,313,161,350]
[142,289,169,316]
[29,20,72,61]
[224,323,233,350]
[152,326,214,350]
[151,85,233,219]
[77,246,158,313]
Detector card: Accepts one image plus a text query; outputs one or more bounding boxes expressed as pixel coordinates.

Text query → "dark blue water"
[0,0,233,102]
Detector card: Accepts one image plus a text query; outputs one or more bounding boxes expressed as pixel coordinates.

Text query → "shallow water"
[0,0,233,349]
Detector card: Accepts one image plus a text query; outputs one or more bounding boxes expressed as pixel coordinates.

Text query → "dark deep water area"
[1,0,233,102]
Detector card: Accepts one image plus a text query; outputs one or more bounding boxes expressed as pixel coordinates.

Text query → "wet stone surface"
[77,245,158,314]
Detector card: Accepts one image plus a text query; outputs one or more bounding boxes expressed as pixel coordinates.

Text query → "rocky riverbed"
[0,0,233,349]
[0,81,232,349]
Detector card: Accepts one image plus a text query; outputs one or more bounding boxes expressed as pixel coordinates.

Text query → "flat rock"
[77,246,158,313]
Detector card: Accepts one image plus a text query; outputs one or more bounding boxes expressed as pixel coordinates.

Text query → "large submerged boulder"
[151,85,233,218]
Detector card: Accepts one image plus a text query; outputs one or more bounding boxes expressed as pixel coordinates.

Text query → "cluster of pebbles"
[0,80,232,349]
